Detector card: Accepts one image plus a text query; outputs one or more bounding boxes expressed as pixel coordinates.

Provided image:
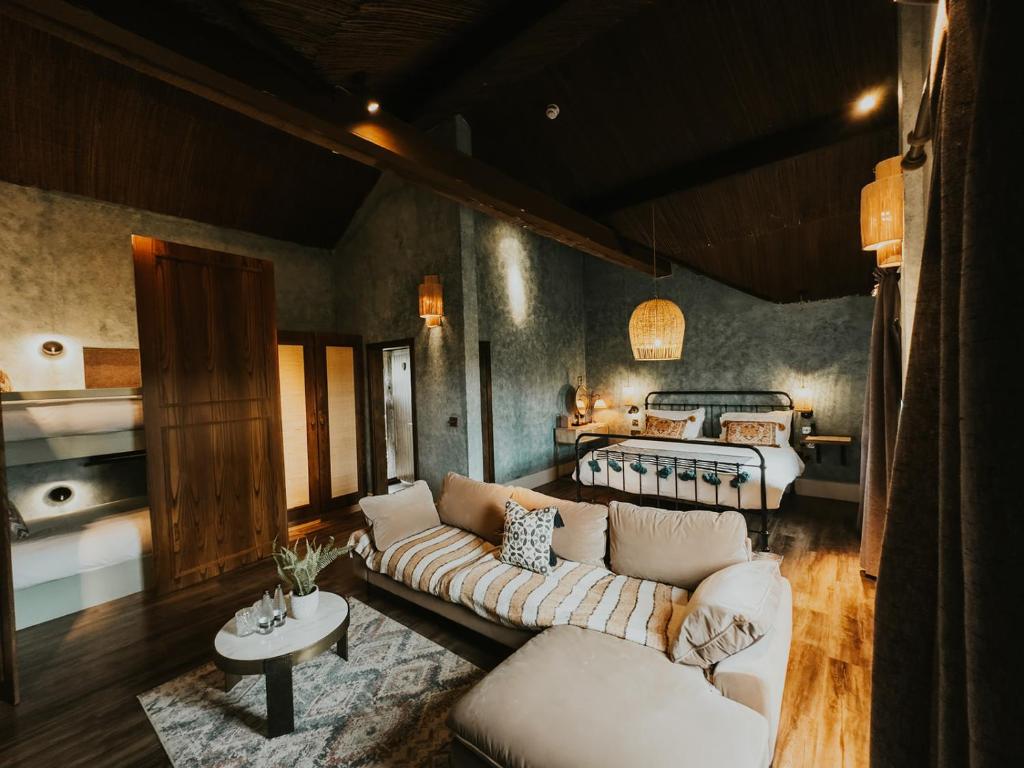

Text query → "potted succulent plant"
[272,537,350,620]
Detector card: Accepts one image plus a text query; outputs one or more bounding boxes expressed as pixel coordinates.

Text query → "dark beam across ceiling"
[408,0,657,128]
[387,0,571,123]
[580,101,898,216]
[2,0,668,276]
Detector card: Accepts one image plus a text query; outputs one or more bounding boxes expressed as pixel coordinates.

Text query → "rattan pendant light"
[861,156,904,267]
[629,208,685,361]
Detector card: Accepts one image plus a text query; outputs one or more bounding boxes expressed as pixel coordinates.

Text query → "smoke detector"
[545,104,560,120]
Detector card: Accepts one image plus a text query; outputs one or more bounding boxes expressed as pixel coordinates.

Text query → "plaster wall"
[583,260,873,484]
[474,217,587,483]
[898,4,938,383]
[333,171,472,493]
[0,180,334,392]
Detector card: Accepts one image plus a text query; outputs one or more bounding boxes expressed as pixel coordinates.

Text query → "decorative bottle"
[258,590,274,634]
[273,584,287,627]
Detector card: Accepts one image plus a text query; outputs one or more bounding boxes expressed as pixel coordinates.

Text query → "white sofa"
[352,475,792,768]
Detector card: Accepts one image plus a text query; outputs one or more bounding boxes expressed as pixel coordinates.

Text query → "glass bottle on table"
[258,590,274,634]
[273,584,287,627]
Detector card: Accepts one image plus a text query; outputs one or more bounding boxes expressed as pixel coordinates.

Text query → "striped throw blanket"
[349,525,688,653]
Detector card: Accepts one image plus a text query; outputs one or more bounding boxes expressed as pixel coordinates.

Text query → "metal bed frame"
[573,390,795,551]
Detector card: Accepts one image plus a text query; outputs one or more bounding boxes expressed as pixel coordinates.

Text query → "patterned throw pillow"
[7,499,29,540]
[500,500,564,574]
[643,415,688,439]
[723,420,777,446]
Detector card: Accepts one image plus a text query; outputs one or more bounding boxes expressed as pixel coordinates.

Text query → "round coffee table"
[214,591,350,737]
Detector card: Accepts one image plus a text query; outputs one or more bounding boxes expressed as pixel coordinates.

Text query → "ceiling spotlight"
[854,89,882,116]
[366,100,381,115]
[41,339,65,357]
[545,104,560,120]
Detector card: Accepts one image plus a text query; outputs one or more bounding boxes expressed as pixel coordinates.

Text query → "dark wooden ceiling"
[0,0,898,300]
[0,15,379,248]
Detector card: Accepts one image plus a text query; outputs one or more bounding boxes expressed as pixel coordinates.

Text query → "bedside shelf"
[554,422,608,445]
[800,435,854,465]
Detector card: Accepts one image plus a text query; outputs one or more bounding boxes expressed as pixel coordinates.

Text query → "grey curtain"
[871,1,1024,766]
[858,270,901,577]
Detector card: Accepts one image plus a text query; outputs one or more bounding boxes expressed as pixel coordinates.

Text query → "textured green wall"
[474,216,587,483]
[582,260,873,483]
[333,172,473,492]
[0,180,335,392]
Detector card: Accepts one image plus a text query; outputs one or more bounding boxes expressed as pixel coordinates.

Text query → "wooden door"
[277,331,319,518]
[479,341,495,483]
[0,408,19,705]
[367,339,418,495]
[316,334,365,509]
[388,347,416,483]
[133,236,287,594]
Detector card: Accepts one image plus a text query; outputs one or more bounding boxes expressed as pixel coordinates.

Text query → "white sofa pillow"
[609,502,750,590]
[718,410,793,446]
[644,407,705,439]
[669,559,784,668]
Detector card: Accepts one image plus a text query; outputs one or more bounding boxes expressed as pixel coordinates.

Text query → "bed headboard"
[644,390,796,445]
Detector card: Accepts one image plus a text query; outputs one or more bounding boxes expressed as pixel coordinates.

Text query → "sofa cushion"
[509,486,608,566]
[437,473,513,544]
[357,480,440,551]
[448,624,770,768]
[499,500,562,574]
[670,559,784,668]
[609,502,749,590]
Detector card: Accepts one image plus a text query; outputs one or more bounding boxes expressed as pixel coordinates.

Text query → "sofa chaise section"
[448,625,772,768]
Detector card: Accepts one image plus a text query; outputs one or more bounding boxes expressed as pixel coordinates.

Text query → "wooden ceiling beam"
[580,105,899,215]
[388,0,571,123]
[406,0,656,128]
[0,0,667,276]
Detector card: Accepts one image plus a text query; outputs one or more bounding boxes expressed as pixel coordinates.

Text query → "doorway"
[277,331,366,521]
[367,340,418,495]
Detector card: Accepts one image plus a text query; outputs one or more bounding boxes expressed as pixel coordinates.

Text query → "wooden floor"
[0,487,874,768]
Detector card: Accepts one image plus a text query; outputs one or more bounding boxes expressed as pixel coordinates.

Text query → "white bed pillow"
[718,410,793,447]
[669,559,785,668]
[644,407,705,439]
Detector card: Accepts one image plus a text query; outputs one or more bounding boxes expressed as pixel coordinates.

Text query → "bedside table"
[553,422,609,477]
[801,435,854,465]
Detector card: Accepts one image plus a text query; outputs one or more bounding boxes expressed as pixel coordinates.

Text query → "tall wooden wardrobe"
[133,236,288,594]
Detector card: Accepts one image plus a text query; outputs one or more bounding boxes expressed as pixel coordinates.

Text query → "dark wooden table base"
[223,630,349,737]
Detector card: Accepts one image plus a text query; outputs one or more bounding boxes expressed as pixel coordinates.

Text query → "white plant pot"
[289,586,320,620]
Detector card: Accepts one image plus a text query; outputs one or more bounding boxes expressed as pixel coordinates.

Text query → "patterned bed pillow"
[643,415,688,439]
[7,499,29,540]
[722,420,777,446]
[500,500,564,574]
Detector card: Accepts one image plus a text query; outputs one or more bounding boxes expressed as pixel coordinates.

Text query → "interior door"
[133,236,287,594]
[277,332,320,518]
[388,347,415,483]
[0,409,19,705]
[317,334,365,509]
[367,339,418,495]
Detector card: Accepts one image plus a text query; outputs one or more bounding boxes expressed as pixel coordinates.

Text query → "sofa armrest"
[711,577,792,760]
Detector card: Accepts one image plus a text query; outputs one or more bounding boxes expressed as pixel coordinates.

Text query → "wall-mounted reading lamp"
[41,339,65,357]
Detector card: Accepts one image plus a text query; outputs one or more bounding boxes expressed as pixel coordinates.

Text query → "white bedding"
[574,439,804,509]
[11,508,152,590]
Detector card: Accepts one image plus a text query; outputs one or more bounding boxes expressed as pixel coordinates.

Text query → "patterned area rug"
[139,598,483,767]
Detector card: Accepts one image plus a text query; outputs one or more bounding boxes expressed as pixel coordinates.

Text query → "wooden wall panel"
[83,347,141,388]
[133,235,286,594]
